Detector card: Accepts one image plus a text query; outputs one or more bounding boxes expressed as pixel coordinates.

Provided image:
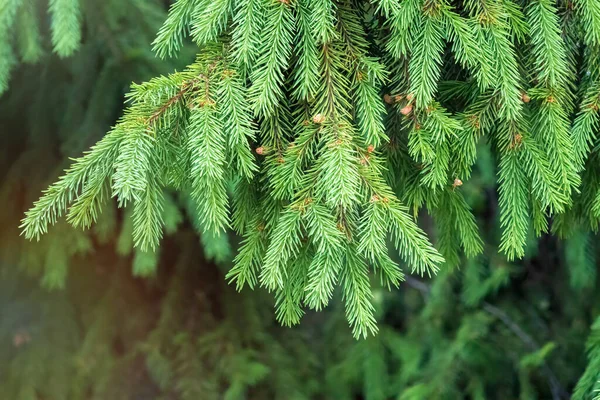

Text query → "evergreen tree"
[19,0,600,337]
[4,0,600,398]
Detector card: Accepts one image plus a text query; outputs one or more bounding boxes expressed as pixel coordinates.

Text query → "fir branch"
[248,0,295,117]
[342,244,378,339]
[217,70,258,180]
[572,83,600,171]
[316,124,361,209]
[227,216,267,289]
[259,208,303,291]
[274,244,311,326]
[132,173,165,252]
[498,150,529,260]
[527,0,569,89]
[21,129,125,240]
[354,59,388,147]
[385,0,421,58]
[443,10,494,89]
[0,0,22,94]
[388,201,443,276]
[408,14,444,109]
[190,0,231,46]
[187,99,229,234]
[16,0,43,63]
[230,0,265,72]
[312,0,338,44]
[487,20,522,121]
[576,0,600,47]
[292,0,321,101]
[49,0,81,57]
[303,202,345,309]
[152,0,200,58]
[112,125,156,206]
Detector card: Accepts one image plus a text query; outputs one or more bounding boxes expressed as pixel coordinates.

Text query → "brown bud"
[521,92,531,103]
[384,94,394,104]
[509,133,523,149]
[547,95,556,103]
[514,133,523,144]
[415,123,421,131]
[312,113,325,124]
[256,146,265,155]
[394,95,404,103]
[367,144,375,153]
[400,104,413,115]
[468,114,480,129]
[406,93,415,102]
[277,157,285,164]
[453,178,463,188]
[370,194,380,203]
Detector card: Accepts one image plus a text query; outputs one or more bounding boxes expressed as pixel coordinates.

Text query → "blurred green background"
[1,1,599,399]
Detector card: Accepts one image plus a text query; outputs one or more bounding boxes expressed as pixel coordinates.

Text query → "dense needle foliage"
[3,0,600,397]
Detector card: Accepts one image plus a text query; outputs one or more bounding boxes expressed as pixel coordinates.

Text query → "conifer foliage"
[0,0,82,93]
[17,0,600,338]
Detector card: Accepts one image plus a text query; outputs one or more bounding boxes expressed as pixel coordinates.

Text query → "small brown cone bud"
[256,146,265,155]
[384,94,394,104]
[514,133,523,144]
[521,92,531,103]
[312,113,325,124]
[400,104,413,115]
[406,93,415,101]
[453,178,463,188]
[367,144,375,153]
[394,95,404,103]
[509,133,523,149]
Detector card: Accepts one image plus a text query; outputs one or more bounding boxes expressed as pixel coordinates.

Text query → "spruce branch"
[49,0,81,57]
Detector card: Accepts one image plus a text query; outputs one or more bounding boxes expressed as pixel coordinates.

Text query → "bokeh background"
[0,1,598,399]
